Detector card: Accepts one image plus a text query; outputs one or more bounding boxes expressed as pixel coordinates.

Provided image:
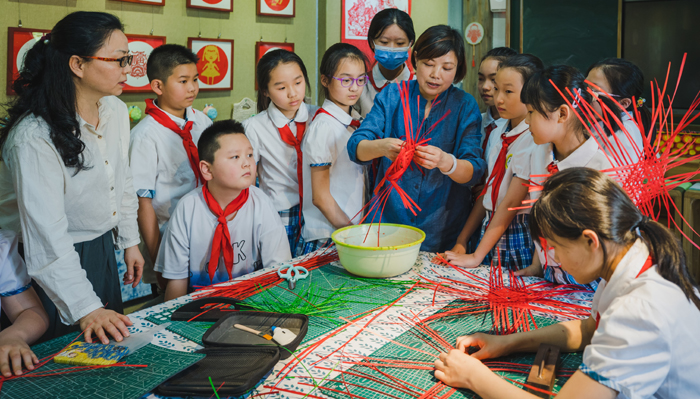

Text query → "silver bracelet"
[441,153,458,175]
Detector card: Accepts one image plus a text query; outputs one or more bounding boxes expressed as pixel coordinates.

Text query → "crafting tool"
[276,265,308,290]
[234,324,274,341]
[526,343,560,398]
[233,324,298,346]
[110,322,171,355]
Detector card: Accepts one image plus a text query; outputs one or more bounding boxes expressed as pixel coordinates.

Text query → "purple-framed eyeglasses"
[330,75,368,88]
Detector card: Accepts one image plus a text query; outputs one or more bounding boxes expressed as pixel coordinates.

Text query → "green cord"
[208,376,221,399]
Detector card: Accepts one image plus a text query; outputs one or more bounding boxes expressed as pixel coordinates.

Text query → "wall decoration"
[257,0,295,17]
[341,0,411,66]
[6,27,50,95]
[187,0,233,12]
[254,41,295,90]
[114,0,165,5]
[188,37,234,91]
[123,35,166,93]
[464,22,484,67]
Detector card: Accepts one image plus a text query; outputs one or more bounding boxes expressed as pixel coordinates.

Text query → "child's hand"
[378,138,404,161]
[414,145,451,171]
[455,333,511,360]
[444,251,482,268]
[123,245,144,288]
[80,308,132,344]
[0,338,39,377]
[434,349,490,390]
[449,243,467,255]
[514,263,543,277]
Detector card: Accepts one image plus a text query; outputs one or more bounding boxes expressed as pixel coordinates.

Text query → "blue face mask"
[374,44,410,71]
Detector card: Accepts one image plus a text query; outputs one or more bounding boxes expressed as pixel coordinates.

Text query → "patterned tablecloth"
[133,251,593,398]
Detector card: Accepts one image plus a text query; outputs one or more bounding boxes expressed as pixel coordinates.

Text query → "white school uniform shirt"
[0,96,140,324]
[242,102,319,212]
[129,102,212,231]
[357,62,413,118]
[481,107,508,162]
[530,137,612,271]
[481,119,536,214]
[301,100,365,241]
[580,239,700,399]
[594,113,644,166]
[0,230,31,317]
[154,186,291,289]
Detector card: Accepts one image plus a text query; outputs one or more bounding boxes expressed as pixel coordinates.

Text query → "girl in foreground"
[435,167,700,398]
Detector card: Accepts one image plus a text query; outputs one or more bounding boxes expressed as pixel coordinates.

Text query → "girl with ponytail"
[434,167,700,399]
[0,12,144,344]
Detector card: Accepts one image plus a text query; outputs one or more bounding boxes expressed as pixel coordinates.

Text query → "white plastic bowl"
[331,223,425,278]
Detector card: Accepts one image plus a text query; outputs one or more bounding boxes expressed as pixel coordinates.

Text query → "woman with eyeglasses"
[347,25,486,253]
[0,12,144,344]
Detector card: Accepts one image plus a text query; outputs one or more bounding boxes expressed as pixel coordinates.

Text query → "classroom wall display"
[187,0,233,12]
[114,0,165,5]
[341,0,411,67]
[6,27,50,95]
[188,38,234,91]
[257,0,295,17]
[254,41,295,90]
[123,35,167,93]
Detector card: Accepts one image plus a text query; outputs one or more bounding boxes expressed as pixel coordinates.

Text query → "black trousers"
[20,231,123,343]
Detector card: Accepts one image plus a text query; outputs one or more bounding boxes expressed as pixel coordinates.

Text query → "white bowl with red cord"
[331,223,425,278]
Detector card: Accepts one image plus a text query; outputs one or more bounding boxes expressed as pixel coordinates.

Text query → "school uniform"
[0,230,31,312]
[0,96,139,339]
[530,137,612,289]
[348,80,486,253]
[243,102,319,256]
[595,113,644,165]
[301,100,365,254]
[580,239,700,398]
[155,186,291,290]
[480,107,508,163]
[129,101,212,283]
[357,62,414,118]
[479,119,537,270]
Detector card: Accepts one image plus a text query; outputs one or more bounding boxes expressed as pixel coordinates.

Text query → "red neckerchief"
[277,121,306,226]
[547,161,559,174]
[482,122,497,153]
[313,108,361,128]
[368,64,414,93]
[202,183,249,282]
[145,99,202,186]
[480,129,527,213]
[596,255,654,329]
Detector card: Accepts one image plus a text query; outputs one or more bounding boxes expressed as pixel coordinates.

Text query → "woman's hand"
[378,138,404,162]
[0,339,38,377]
[444,251,482,268]
[434,349,491,390]
[80,308,133,344]
[455,332,511,360]
[414,145,452,171]
[123,245,144,288]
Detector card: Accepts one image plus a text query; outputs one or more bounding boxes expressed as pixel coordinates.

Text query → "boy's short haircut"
[198,119,246,164]
[147,44,199,82]
[481,46,518,65]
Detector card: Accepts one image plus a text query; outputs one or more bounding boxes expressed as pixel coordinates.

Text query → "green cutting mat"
[0,333,205,399]
[321,302,583,399]
[145,264,412,346]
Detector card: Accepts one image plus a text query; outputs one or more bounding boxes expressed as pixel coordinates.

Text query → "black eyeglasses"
[80,54,133,68]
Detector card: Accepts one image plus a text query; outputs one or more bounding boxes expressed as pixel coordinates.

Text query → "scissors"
[277,265,309,290]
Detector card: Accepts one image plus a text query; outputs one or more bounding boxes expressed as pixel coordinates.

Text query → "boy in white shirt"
[155,120,291,300]
[129,44,213,291]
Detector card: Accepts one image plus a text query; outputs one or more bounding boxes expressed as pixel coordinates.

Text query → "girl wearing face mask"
[357,8,416,118]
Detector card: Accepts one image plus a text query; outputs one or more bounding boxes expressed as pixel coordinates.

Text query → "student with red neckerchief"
[155,120,291,301]
[435,168,700,399]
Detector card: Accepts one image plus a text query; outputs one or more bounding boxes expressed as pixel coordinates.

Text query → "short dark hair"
[480,46,518,65]
[320,43,368,99]
[198,119,246,164]
[256,49,310,113]
[411,25,466,83]
[147,44,199,82]
[498,53,544,85]
[367,8,415,50]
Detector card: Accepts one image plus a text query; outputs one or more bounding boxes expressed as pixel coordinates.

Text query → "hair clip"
[637,97,646,108]
[571,88,582,109]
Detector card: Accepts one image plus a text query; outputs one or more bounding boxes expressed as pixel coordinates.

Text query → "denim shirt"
[347,80,485,252]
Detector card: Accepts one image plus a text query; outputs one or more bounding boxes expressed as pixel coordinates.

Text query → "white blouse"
[0,95,140,324]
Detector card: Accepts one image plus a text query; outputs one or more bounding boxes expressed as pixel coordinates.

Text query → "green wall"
[1,0,448,121]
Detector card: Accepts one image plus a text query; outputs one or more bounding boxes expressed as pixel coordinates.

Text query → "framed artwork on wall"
[254,41,295,90]
[188,37,234,91]
[187,0,233,12]
[257,0,295,17]
[341,0,411,66]
[113,0,165,5]
[123,35,166,93]
[6,27,50,95]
